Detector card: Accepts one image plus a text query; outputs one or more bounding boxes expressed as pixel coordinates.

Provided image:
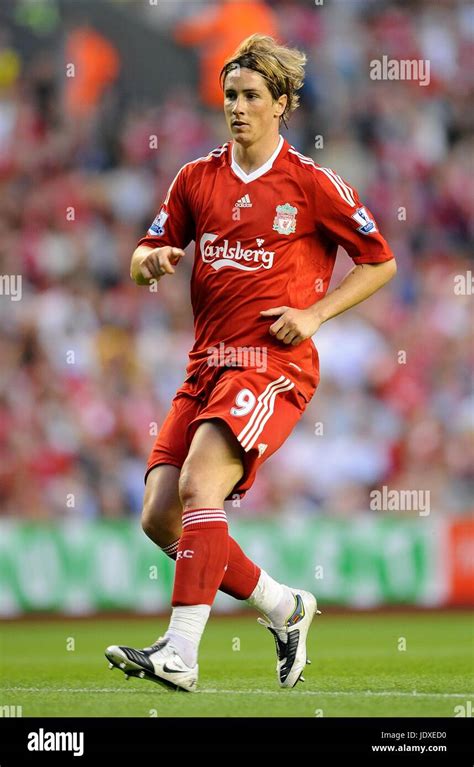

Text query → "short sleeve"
[137,165,195,250]
[314,167,394,264]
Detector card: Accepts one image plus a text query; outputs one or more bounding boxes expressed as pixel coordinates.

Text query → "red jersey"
[137,136,394,399]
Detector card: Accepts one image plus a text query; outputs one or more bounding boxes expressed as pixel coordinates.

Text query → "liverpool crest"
[273,203,297,235]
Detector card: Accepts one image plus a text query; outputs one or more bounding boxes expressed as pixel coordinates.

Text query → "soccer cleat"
[258,589,320,688]
[105,637,198,692]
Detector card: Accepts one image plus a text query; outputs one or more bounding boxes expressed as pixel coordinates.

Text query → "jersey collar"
[229,135,286,184]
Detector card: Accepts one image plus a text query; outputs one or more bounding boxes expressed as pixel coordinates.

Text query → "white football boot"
[258,589,320,688]
[105,637,198,692]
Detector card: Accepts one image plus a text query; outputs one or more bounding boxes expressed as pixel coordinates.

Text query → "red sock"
[162,534,260,600]
[222,537,260,600]
[172,508,229,607]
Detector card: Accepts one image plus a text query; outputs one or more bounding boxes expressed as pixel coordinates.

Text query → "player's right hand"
[138,246,186,281]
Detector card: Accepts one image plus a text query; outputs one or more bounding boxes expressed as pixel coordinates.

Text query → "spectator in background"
[175,0,278,108]
[64,24,120,119]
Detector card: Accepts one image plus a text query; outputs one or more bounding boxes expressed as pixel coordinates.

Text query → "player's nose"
[232,96,246,115]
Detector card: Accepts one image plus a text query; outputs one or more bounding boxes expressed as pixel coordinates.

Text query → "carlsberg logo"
[200,232,275,271]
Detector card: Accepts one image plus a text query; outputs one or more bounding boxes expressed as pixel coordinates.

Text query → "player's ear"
[274,94,287,118]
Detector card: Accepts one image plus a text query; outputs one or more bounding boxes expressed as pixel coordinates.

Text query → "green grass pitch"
[1,612,472,718]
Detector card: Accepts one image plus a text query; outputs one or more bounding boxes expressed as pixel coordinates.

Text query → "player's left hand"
[260,306,322,346]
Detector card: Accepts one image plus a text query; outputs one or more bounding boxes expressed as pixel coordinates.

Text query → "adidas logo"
[235,194,252,208]
[257,443,268,457]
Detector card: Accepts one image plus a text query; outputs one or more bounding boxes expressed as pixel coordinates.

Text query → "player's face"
[223,68,285,146]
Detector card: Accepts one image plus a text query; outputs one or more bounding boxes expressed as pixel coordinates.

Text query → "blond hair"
[220,34,306,127]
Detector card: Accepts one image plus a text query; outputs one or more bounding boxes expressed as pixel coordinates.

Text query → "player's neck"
[232,133,282,175]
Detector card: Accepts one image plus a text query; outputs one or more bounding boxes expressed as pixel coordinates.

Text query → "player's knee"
[141,502,160,541]
[178,463,200,508]
[141,498,177,545]
[178,458,232,508]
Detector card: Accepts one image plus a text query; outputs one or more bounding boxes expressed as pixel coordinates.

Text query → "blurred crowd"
[0,0,472,519]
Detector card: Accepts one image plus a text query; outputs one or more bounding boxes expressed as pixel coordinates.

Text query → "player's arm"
[261,262,396,344]
[131,165,194,286]
[261,169,396,345]
[130,244,186,286]
[307,258,396,323]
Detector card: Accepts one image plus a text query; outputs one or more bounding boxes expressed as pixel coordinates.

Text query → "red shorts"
[146,356,318,498]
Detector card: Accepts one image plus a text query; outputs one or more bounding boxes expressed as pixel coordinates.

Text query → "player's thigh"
[199,366,303,454]
[143,393,200,533]
[187,364,307,497]
[146,393,200,483]
[179,419,244,505]
[142,464,182,537]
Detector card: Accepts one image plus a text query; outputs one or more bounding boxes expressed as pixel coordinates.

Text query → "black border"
[0,717,472,762]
